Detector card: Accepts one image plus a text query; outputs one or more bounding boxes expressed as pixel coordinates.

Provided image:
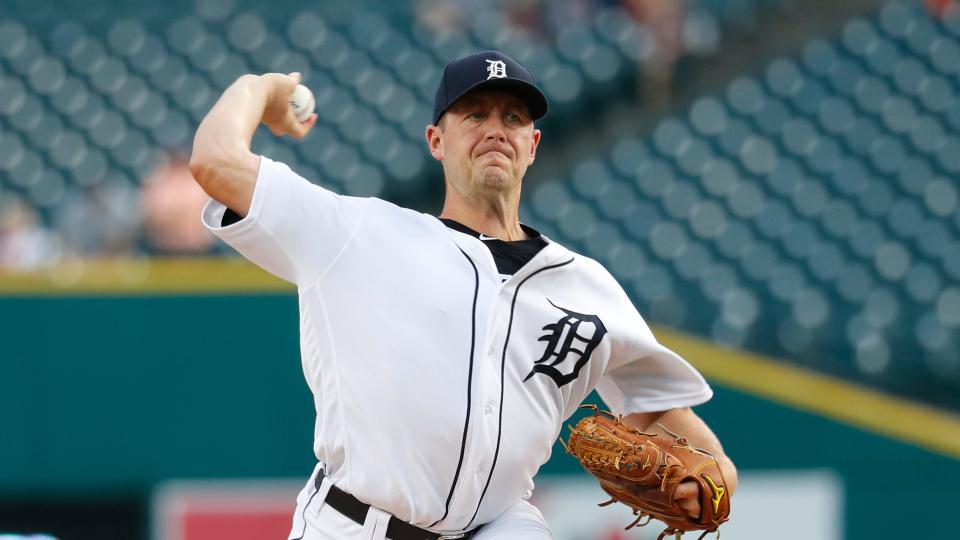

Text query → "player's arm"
[189,73,317,217]
[623,407,738,516]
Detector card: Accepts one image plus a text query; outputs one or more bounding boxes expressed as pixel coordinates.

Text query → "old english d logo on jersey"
[524,300,607,388]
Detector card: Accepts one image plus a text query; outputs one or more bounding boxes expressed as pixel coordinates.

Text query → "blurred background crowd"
[0,0,774,267]
[2,0,959,408]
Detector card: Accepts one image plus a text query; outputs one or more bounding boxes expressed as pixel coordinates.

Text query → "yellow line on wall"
[655,326,960,460]
[0,257,293,295]
[3,257,959,458]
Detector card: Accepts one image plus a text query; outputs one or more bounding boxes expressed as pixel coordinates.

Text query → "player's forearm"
[623,408,739,495]
[190,75,268,215]
[199,74,276,153]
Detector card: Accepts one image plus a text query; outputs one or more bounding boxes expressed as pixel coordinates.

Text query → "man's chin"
[476,168,512,189]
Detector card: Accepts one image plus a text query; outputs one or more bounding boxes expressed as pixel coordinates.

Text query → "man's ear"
[529,128,542,164]
[426,124,443,161]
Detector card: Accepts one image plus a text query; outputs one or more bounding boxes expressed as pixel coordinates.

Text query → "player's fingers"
[260,72,302,135]
[673,481,702,519]
[280,72,302,98]
[261,72,297,95]
[285,104,312,134]
[288,113,317,139]
[300,113,318,133]
[678,497,701,519]
[673,480,700,501]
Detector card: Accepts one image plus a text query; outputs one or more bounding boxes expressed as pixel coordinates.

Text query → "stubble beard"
[473,165,514,194]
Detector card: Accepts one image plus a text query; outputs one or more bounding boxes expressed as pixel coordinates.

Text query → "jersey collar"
[438,218,545,243]
[436,217,573,284]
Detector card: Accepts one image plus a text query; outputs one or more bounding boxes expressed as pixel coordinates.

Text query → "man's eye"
[507,113,521,123]
[469,112,485,120]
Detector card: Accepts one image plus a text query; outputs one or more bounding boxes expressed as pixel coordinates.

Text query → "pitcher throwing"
[189,50,737,540]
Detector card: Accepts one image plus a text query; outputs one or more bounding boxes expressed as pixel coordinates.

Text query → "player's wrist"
[716,454,738,495]
[257,73,284,100]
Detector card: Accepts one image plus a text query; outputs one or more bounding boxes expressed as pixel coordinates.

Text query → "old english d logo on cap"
[433,50,548,124]
[486,59,507,79]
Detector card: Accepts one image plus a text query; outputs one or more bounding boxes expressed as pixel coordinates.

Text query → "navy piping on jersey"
[465,256,576,529]
[291,469,325,540]
[429,248,480,529]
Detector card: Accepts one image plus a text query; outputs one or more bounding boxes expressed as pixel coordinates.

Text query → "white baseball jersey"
[202,157,712,535]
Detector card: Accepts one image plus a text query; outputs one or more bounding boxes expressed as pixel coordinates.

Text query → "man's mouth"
[478,149,510,160]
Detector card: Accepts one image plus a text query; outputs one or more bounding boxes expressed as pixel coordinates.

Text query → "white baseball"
[289,84,315,123]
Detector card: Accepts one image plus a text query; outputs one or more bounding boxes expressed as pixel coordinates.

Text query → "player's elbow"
[188,145,252,194]
[188,145,258,215]
[188,149,223,193]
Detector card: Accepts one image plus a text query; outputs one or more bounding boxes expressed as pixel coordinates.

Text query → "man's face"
[427,89,541,198]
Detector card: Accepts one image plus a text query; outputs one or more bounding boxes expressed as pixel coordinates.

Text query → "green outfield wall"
[2,285,959,539]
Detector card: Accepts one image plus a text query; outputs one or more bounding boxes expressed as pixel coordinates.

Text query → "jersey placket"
[441,245,565,531]
[437,255,508,531]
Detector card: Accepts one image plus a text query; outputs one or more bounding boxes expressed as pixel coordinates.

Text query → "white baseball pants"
[287,464,553,540]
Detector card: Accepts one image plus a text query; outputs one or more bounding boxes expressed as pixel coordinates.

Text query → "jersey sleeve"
[595,279,713,415]
[201,156,368,286]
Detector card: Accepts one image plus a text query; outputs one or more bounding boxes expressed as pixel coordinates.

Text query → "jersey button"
[483,403,494,415]
[522,490,532,499]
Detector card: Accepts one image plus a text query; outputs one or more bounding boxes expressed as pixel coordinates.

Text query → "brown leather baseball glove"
[561,405,730,540]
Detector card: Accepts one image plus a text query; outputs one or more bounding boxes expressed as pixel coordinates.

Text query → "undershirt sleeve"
[201,156,369,286]
[221,207,242,226]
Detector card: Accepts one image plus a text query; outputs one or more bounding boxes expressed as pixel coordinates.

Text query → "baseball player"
[190,51,737,539]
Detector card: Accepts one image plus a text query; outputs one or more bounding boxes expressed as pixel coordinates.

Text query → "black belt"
[314,469,479,540]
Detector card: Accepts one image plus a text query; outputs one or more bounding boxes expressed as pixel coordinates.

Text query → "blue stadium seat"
[514,1,960,392]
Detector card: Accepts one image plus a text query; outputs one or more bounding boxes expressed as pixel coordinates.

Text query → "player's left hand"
[673,480,702,519]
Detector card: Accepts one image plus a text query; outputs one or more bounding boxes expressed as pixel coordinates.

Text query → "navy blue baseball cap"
[433,50,548,125]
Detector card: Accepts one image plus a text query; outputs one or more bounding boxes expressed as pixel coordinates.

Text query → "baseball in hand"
[289,84,315,123]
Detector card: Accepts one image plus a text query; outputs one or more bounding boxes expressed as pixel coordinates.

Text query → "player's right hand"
[260,72,318,139]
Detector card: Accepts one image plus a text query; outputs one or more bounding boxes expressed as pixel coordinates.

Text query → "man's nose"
[484,117,507,141]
